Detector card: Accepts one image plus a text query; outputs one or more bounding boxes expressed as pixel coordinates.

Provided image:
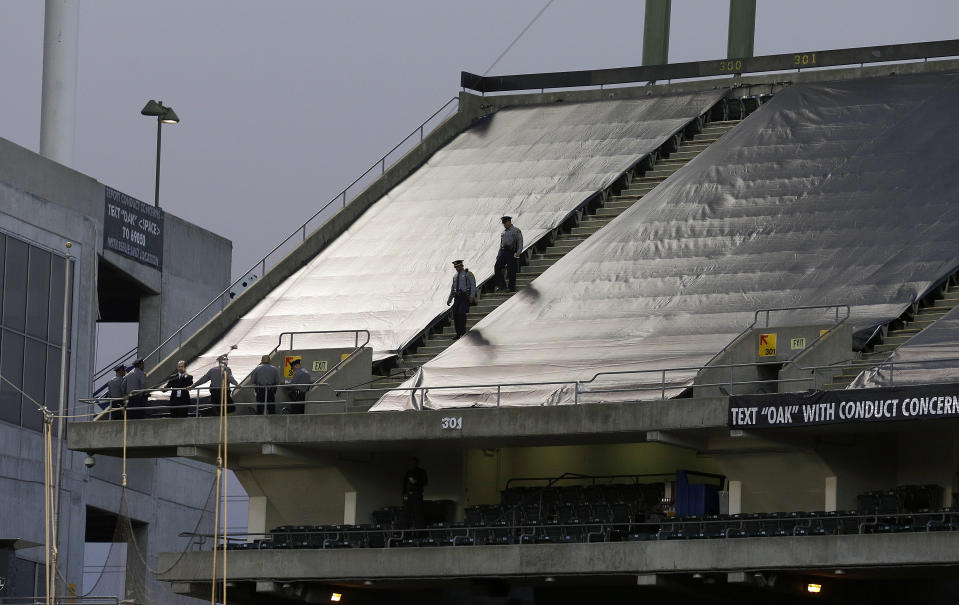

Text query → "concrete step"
[633,176,668,184]
[677,142,710,152]
[645,168,681,179]
[668,150,702,161]
[594,207,625,218]
[602,200,636,210]
[933,297,959,308]
[570,225,607,236]
[543,242,579,254]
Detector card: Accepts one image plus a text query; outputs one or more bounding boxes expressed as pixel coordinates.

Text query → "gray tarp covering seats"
[190,92,724,383]
[374,72,959,411]
[853,305,959,388]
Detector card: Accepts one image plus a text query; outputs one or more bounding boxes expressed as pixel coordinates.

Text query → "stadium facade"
[68,42,959,604]
[0,135,231,602]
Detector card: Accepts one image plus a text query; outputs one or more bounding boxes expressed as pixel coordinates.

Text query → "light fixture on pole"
[140,99,180,207]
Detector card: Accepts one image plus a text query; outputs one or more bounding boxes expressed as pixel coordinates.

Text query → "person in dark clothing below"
[165,360,193,418]
[125,359,148,419]
[402,457,429,529]
[251,354,280,415]
[191,355,239,414]
[106,365,126,420]
[493,216,523,292]
[446,259,477,340]
[284,358,311,414]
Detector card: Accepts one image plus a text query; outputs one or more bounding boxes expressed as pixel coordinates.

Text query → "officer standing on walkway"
[191,355,239,414]
[493,216,523,292]
[285,358,311,415]
[125,359,147,419]
[251,355,280,415]
[107,365,126,419]
[446,259,477,340]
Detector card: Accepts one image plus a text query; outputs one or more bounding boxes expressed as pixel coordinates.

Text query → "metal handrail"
[77,355,959,420]
[268,329,371,386]
[93,96,460,377]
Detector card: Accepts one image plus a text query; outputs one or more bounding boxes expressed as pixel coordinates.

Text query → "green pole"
[642,0,671,66]
[727,0,757,59]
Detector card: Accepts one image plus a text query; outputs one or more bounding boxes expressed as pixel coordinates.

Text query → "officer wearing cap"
[125,359,148,419]
[107,365,127,419]
[494,216,523,292]
[251,354,280,415]
[284,358,311,414]
[446,260,477,339]
[191,355,239,414]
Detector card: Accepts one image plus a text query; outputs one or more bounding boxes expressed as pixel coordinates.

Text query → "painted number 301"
[441,417,463,430]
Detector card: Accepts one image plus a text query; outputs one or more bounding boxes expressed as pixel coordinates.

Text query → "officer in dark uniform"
[493,216,523,292]
[402,457,429,529]
[125,359,147,419]
[164,360,194,418]
[446,259,477,339]
[251,355,280,414]
[107,365,127,419]
[191,355,239,414]
[285,358,311,414]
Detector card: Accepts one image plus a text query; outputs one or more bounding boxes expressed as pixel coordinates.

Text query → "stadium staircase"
[352,119,743,409]
[822,278,959,390]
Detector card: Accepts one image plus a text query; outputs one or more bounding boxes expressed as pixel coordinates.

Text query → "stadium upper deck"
[68,42,959,605]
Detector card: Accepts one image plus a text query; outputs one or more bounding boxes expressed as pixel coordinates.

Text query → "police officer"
[191,355,239,414]
[107,365,127,419]
[446,260,477,339]
[125,359,148,419]
[493,216,523,292]
[251,355,280,415]
[165,360,194,418]
[285,358,311,415]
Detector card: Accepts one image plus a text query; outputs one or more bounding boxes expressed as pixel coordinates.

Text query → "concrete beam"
[157,533,959,583]
[68,396,729,457]
[176,445,219,465]
[646,430,706,451]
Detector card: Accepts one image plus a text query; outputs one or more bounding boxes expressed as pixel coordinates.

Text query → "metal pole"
[154,117,162,207]
[52,249,73,583]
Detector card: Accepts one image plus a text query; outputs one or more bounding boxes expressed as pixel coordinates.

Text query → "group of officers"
[106,354,313,419]
[105,216,525,416]
[446,215,523,339]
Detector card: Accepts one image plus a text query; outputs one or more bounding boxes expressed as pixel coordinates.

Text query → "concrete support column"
[642,0,671,66]
[728,480,742,515]
[825,476,838,512]
[248,496,268,541]
[40,0,79,167]
[727,0,757,59]
[343,492,357,525]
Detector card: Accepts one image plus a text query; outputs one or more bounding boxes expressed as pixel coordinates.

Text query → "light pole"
[140,99,180,207]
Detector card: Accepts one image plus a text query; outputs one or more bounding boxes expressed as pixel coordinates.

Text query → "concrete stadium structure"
[68,43,959,604]
[0,136,231,602]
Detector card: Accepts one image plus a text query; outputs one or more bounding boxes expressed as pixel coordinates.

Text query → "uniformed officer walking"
[107,365,126,419]
[493,216,523,292]
[251,355,280,415]
[285,358,311,414]
[446,259,477,339]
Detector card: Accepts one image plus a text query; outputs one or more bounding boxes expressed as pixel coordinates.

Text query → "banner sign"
[103,186,164,269]
[728,383,959,428]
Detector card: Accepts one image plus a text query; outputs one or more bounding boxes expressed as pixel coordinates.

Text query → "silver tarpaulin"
[375,73,959,411]
[852,304,959,388]
[191,92,724,383]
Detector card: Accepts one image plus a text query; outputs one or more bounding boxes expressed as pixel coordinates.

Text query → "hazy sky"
[2,0,958,361]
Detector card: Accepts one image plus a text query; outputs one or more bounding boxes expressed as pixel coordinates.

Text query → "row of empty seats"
[226,508,959,550]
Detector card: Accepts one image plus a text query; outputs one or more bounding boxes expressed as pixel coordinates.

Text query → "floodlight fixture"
[807,583,822,594]
[140,99,180,207]
[330,593,342,602]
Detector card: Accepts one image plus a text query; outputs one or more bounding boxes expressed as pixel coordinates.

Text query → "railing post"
[661,370,666,399]
[497,385,501,408]
[574,381,579,404]
[381,157,386,175]
[342,190,347,208]
[419,124,424,141]
[889,362,895,386]
[302,223,306,241]
[729,365,734,395]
